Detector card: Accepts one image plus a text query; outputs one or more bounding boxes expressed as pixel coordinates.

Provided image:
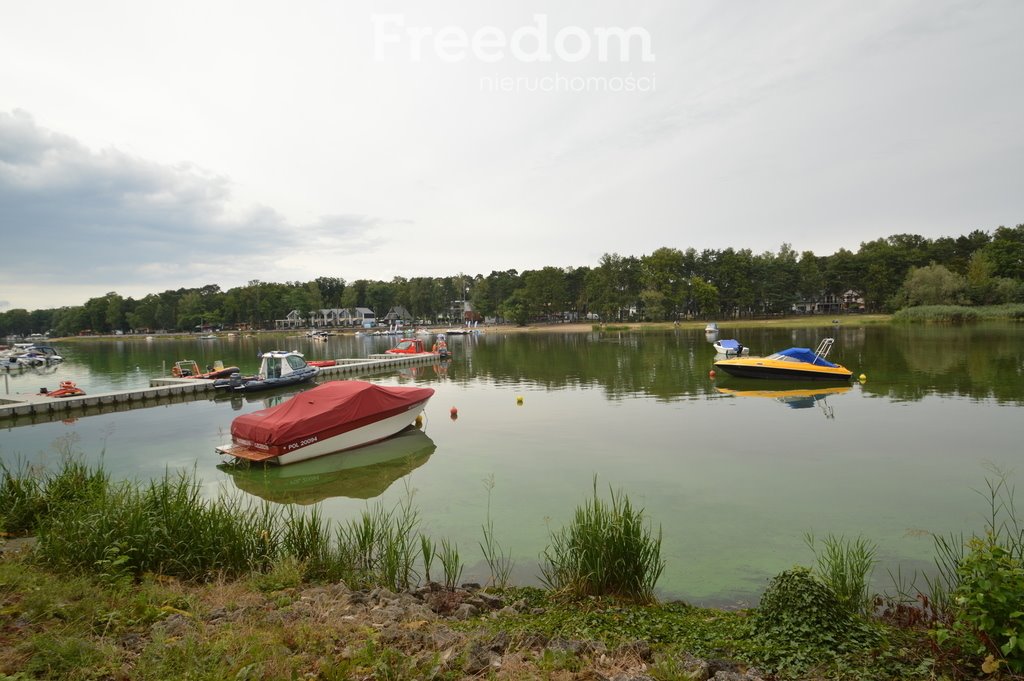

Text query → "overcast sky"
[2,0,1022,311]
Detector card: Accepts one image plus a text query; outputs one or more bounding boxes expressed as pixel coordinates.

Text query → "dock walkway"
[0,353,439,425]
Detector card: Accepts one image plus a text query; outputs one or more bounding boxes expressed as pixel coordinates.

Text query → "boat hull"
[216,397,430,465]
[713,358,852,381]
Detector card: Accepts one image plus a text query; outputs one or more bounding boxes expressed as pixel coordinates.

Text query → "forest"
[2,223,1022,337]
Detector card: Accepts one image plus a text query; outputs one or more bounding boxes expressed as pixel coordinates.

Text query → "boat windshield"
[766,347,840,367]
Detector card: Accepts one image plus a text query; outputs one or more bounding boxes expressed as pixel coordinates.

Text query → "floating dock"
[0,353,440,426]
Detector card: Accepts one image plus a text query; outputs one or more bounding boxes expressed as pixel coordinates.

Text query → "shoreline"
[46,314,893,342]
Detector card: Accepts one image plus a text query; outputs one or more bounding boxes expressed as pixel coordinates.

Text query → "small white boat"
[213,350,318,392]
[713,339,749,356]
[705,322,719,333]
[215,380,434,465]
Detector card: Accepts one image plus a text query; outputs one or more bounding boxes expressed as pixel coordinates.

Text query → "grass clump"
[804,532,877,615]
[540,479,664,603]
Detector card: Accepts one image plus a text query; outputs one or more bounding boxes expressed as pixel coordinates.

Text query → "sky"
[1,0,1022,311]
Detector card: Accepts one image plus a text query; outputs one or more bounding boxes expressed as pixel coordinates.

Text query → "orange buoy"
[709,370,716,378]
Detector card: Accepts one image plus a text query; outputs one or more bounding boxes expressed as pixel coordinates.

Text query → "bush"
[540,480,664,603]
[751,567,852,645]
[943,534,1024,675]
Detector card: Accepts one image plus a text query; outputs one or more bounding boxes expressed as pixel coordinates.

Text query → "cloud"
[0,111,390,299]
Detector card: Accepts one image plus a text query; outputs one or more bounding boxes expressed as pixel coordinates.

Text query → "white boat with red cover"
[215,380,434,465]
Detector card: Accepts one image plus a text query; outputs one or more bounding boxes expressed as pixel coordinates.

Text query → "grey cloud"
[0,111,386,289]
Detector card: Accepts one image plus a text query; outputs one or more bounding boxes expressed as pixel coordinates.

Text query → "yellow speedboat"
[713,338,852,381]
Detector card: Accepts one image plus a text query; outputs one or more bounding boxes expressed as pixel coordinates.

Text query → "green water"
[2,324,1022,605]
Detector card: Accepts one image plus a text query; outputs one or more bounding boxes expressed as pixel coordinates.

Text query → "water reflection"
[715,382,852,418]
[218,428,436,504]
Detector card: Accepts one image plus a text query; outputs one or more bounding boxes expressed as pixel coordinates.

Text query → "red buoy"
[450,406,458,420]
[709,370,716,378]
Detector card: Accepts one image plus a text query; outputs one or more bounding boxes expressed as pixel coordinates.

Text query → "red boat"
[385,339,427,355]
[306,360,337,368]
[215,380,434,465]
[46,381,85,398]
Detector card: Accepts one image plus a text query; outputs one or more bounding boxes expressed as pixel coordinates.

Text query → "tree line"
[2,223,1022,337]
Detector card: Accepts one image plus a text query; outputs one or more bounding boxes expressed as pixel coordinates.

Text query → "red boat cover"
[231,381,434,448]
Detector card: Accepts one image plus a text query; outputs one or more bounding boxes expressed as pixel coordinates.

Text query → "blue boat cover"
[777,347,839,367]
[717,339,742,350]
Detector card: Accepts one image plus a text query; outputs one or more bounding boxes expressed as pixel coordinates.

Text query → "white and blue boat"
[713,339,749,356]
[214,350,319,393]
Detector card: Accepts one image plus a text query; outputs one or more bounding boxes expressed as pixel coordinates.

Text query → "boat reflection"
[715,382,851,418]
[218,427,436,504]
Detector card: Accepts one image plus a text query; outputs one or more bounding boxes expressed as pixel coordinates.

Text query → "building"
[274,310,305,329]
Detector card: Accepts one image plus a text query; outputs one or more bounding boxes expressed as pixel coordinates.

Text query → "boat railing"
[813,338,835,361]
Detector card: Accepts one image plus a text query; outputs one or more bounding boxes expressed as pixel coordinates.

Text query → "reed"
[803,532,877,615]
[892,303,1024,323]
[540,479,664,603]
[479,475,514,588]
[438,538,463,591]
[419,535,435,585]
[333,493,424,591]
[0,459,45,534]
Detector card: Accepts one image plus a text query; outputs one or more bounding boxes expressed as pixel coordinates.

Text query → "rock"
[453,603,479,619]
[487,630,510,654]
[477,592,504,609]
[460,582,481,591]
[463,640,501,674]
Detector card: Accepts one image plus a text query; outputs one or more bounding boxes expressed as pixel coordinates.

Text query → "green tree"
[984,224,1024,279]
[893,263,966,307]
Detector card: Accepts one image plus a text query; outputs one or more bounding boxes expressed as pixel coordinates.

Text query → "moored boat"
[385,338,434,355]
[213,350,318,392]
[713,339,749,356]
[713,338,852,381]
[172,359,240,380]
[215,380,435,465]
[44,380,86,398]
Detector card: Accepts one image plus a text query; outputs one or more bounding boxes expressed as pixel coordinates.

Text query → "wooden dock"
[0,353,440,426]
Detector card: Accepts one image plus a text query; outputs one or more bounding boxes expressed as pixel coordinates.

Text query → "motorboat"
[713,338,852,381]
[213,350,319,393]
[385,338,428,355]
[219,428,436,503]
[215,380,434,465]
[713,339,749,356]
[171,359,240,380]
[705,322,719,333]
[0,344,63,368]
[43,380,86,398]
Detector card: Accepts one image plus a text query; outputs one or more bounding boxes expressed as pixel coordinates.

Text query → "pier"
[0,353,440,426]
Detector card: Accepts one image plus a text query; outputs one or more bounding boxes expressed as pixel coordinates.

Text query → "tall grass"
[479,475,514,588]
[803,532,877,615]
[892,303,1024,323]
[540,479,664,603]
[12,460,464,591]
[0,458,109,535]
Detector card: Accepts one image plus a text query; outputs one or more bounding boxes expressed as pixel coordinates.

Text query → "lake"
[2,323,1022,606]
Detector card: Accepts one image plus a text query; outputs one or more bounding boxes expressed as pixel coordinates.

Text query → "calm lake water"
[2,323,1022,606]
